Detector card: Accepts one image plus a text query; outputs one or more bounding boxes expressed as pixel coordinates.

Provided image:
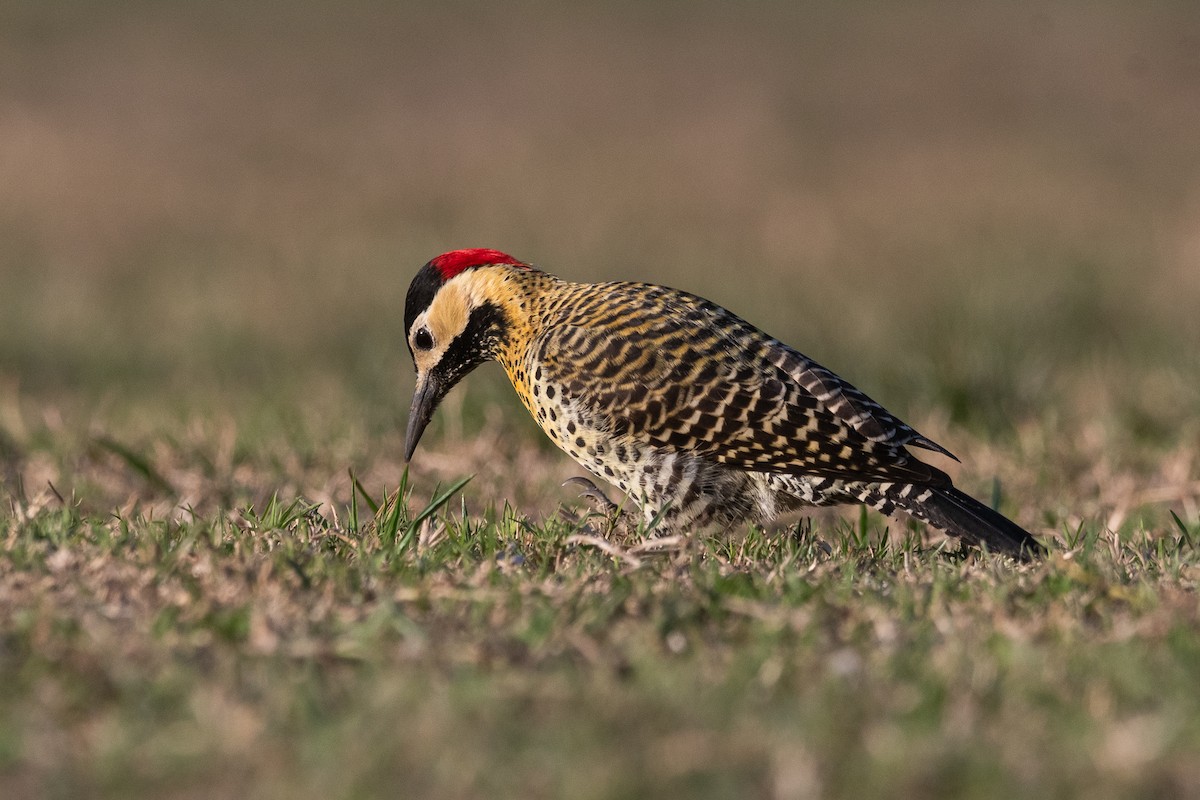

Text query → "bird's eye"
[413,328,434,351]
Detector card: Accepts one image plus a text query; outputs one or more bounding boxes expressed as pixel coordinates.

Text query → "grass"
[3,452,1199,799]
[3,1,1200,797]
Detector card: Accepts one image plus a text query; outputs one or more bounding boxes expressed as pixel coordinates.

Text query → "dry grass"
[2,1,1200,798]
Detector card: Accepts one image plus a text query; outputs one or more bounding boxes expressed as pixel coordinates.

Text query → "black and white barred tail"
[866,484,1044,561]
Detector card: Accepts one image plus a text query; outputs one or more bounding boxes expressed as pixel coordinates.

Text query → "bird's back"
[503,277,954,529]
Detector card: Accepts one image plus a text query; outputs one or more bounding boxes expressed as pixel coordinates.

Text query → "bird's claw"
[562,476,621,515]
[562,476,638,537]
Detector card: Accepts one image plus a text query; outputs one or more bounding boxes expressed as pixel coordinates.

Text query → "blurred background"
[1,0,1198,519]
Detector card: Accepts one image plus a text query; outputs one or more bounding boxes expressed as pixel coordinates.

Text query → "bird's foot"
[561,476,638,539]
[563,476,621,516]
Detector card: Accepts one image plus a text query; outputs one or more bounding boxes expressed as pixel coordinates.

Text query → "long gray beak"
[404,373,444,461]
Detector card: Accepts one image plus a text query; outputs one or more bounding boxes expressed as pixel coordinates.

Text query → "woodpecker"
[403,248,1044,560]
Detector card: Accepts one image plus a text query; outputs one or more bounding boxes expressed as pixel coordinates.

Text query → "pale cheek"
[415,342,455,373]
[412,351,434,373]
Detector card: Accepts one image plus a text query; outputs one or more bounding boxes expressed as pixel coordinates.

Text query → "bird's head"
[402,248,532,461]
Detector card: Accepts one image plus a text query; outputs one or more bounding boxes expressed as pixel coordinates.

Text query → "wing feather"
[535,284,952,486]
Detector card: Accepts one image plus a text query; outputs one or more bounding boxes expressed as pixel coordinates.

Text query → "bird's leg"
[562,476,638,538]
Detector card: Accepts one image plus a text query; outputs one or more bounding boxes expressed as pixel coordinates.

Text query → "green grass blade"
[395,475,473,555]
[93,436,174,495]
[351,469,380,515]
[1169,509,1194,551]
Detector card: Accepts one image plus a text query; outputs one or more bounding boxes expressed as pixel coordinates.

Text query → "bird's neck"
[463,267,559,372]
